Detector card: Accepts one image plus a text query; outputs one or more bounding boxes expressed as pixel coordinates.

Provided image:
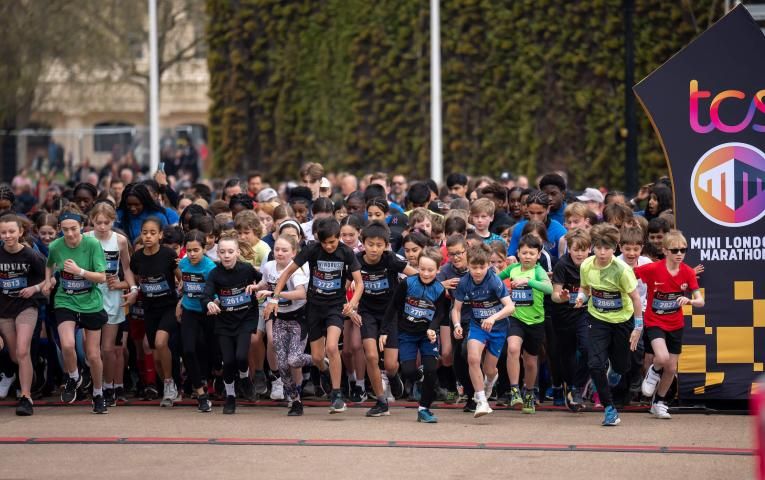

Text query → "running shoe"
[389,373,404,399]
[0,373,16,399]
[565,386,585,413]
[522,391,535,414]
[197,393,212,413]
[270,377,285,400]
[650,400,671,419]
[350,384,364,403]
[509,386,523,407]
[641,365,662,397]
[104,388,116,407]
[288,400,303,416]
[602,405,620,426]
[115,386,127,403]
[144,384,159,401]
[239,376,256,401]
[365,400,390,417]
[223,395,236,414]
[552,386,565,406]
[253,371,268,396]
[329,391,347,414]
[607,364,622,388]
[78,370,92,396]
[92,394,108,414]
[319,358,332,397]
[15,396,33,416]
[474,398,493,418]
[483,373,499,399]
[61,376,82,404]
[463,398,477,413]
[444,390,458,404]
[417,408,438,423]
[495,392,510,407]
[544,386,554,401]
[160,382,177,407]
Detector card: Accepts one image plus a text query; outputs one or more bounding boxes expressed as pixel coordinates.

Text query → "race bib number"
[651,291,683,315]
[471,299,502,320]
[362,271,389,295]
[219,286,252,311]
[511,286,534,307]
[61,272,91,295]
[182,273,205,298]
[591,288,623,312]
[404,297,435,323]
[312,275,341,293]
[568,286,580,305]
[105,250,119,275]
[1,276,27,293]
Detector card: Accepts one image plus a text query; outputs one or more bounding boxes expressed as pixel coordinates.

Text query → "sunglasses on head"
[668,248,687,254]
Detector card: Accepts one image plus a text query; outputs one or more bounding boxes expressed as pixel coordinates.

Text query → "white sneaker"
[0,373,16,399]
[161,382,177,407]
[650,400,671,419]
[474,398,493,418]
[483,373,499,399]
[270,377,285,400]
[641,365,662,397]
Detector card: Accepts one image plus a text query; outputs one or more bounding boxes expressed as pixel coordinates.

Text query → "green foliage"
[207,0,721,189]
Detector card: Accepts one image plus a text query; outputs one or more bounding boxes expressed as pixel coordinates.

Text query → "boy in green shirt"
[498,234,552,414]
[575,223,642,426]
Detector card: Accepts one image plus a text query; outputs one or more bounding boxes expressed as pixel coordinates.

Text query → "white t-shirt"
[260,260,309,313]
[618,254,652,313]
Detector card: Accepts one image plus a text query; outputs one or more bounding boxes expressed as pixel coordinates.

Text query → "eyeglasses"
[448,250,466,257]
[668,248,687,254]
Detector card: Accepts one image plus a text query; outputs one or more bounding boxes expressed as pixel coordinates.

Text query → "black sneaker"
[365,400,390,417]
[104,388,116,407]
[239,376,256,401]
[223,395,236,414]
[61,376,82,404]
[92,394,108,414]
[350,385,364,403]
[288,400,304,416]
[319,371,332,399]
[115,386,127,403]
[197,393,212,413]
[329,391,346,414]
[15,396,33,416]
[78,370,92,397]
[389,373,404,399]
[253,371,268,396]
[463,398,477,413]
[143,384,159,401]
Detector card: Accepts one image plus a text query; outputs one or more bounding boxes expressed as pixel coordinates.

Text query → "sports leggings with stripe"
[272,312,312,400]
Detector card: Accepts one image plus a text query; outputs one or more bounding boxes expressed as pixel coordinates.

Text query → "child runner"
[451,243,515,417]
[356,222,417,416]
[0,214,46,416]
[86,203,138,407]
[43,205,108,413]
[130,216,182,407]
[499,234,552,414]
[470,198,504,244]
[551,229,592,412]
[178,230,218,412]
[637,230,703,419]
[380,247,448,423]
[575,223,643,426]
[258,236,312,416]
[203,233,262,414]
[339,215,366,402]
[268,217,363,414]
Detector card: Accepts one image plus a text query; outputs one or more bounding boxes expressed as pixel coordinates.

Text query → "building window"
[93,122,134,154]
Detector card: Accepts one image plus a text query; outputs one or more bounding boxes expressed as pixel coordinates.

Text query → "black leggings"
[587,315,633,408]
[553,311,590,390]
[218,331,250,384]
[400,355,438,409]
[181,308,214,389]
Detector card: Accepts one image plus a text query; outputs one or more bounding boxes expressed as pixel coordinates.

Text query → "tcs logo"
[690,80,765,133]
[691,142,765,227]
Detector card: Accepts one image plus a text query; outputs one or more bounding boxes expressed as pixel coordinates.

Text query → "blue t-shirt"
[479,232,505,246]
[549,201,566,226]
[179,255,217,312]
[165,207,180,225]
[454,271,509,332]
[506,219,567,260]
[117,209,170,245]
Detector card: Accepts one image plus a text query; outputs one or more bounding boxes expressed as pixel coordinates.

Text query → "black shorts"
[144,305,178,349]
[507,317,545,356]
[359,308,385,340]
[115,319,129,346]
[306,303,344,343]
[55,308,107,331]
[644,326,683,355]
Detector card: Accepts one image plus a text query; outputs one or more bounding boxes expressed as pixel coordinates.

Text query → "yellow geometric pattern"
[680,280,764,396]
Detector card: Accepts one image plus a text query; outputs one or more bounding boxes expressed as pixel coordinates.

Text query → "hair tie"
[58,212,83,224]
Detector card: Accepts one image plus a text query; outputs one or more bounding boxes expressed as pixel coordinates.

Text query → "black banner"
[635,5,765,401]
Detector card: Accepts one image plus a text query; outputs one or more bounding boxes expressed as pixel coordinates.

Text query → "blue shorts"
[467,323,508,358]
[398,331,439,362]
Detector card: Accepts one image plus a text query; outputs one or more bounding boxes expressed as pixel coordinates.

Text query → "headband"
[279,219,304,236]
[368,198,389,211]
[58,212,83,224]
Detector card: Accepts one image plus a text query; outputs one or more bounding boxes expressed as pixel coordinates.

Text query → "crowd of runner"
[0,161,704,426]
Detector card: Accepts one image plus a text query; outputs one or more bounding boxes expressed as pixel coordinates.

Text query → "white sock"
[475,391,487,402]
[225,381,236,396]
[418,405,427,411]
[355,379,365,390]
[104,382,114,390]
[93,387,103,397]
[239,369,250,379]
[69,370,79,380]
[164,378,173,385]
[115,383,123,389]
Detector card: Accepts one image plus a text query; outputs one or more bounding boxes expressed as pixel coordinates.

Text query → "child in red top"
[635,230,704,419]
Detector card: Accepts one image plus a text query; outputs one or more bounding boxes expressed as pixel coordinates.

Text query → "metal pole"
[624,0,638,196]
[148,0,160,173]
[430,0,443,185]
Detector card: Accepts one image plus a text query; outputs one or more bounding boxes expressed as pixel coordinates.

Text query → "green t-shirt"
[498,263,551,325]
[47,236,106,313]
[579,256,638,323]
